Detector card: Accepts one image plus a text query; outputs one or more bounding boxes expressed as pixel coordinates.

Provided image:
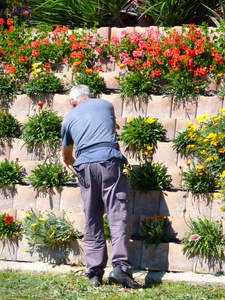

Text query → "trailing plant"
[119,116,166,160]
[182,216,225,264]
[21,103,62,152]
[0,213,21,239]
[0,158,25,190]
[72,69,106,97]
[21,209,81,250]
[0,106,21,145]
[103,214,111,240]
[131,162,172,192]
[28,160,75,192]
[180,160,217,195]
[141,215,172,247]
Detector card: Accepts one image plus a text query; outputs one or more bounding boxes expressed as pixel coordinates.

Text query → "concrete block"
[36,188,61,211]
[29,94,54,115]
[102,93,123,117]
[17,237,40,262]
[0,189,14,209]
[159,118,176,140]
[96,27,110,39]
[20,160,36,179]
[167,166,182,188]
[115,117,126,135]
[101,71,120,88]
[52,93,72,117]
[159,190,186,218]
[168,243,194,272]
[67,238,85,265]
[55,72,72,88]
[110,27,135,39]
[16,209,40,221]
[185,193,212,220]
[141,243,169,271]
[122,99,148,118]
[66,212,85,234]
[167,217,188,241]
[196,95,223,117]
[211,196,225,221]
[147,95,172,119]
[152,142,178,167]
[171,100,197,120]
[131,214,140,236]
[60,186,83,213]
[0,237,18,260]
[9,138,33,161]
[0,140,11,160]
[9,94,30,116]
[13,185,37,210]
[134,190,161,216]
[128,239,142,268]
[193,256,222,274]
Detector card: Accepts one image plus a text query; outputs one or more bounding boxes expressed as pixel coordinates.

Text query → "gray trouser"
[75,158,133,277]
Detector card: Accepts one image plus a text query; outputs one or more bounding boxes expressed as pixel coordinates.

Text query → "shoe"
[89,274,102,287]
[108,266,141,289]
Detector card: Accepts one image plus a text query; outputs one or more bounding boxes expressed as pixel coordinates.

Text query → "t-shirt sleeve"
[61,120,74,147]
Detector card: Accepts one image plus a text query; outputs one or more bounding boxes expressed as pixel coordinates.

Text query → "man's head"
[69,85,91,108]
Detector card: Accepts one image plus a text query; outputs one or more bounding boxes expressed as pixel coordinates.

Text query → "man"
[61,84,140,288]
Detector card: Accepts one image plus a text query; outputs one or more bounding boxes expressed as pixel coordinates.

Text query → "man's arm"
[62,145,75,167]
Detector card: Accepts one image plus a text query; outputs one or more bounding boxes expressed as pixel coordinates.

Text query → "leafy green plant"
[103,214,111,240]
[203,0,225,27]
[138,0,218,26]
[23,73,63,97]
[0,106,21,145]
[180,160,216,195]
[72,70,106,97]
[117,70,160,101]
[182,216,225,264]
[141,215,171,246]
[131,162,172,192]
[28,160,75,191]
[119,116,166,160]
[21,104,62,152]
[0,158,25,190]
[0,73,20,103]
[0,213,21,239]
[21,209,81,250]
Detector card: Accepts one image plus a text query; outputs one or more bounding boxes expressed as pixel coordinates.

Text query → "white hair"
[69,85,91,101]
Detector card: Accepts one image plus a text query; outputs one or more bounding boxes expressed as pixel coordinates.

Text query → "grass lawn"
[0,269,225,299]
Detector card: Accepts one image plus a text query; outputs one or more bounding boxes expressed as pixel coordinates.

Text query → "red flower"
[41,38,49,45]
[56,40,62,46]
[7,18,13,26]
[4,215,14,225]
[0,18,4,25]
[38,102,44,108]
[32,50,40,58]
[8,41,13,46]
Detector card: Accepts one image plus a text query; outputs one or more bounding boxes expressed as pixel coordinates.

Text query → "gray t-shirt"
[61,97,127,166]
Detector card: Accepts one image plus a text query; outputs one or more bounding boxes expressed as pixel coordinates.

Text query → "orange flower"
[7,18,13,26]
[156,216,166,221]
[199,172,204,176]
[4,214,14,225]
[69,35,76,43]
[146,217,154,222]
[41,38,49,45]
[186,162,191,166]
[86,69,93,73]
[197,165,204,170]
[8,41,13,46]
[32,50,40,58]
[56,40,62,46]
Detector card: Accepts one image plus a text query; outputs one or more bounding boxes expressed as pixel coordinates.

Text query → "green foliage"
[203,0,225,27]
[119,116,166,160]
[138,0,219,26]
[180,161,216,195]
[182,216,225,264]
[23,73,63,97]
[21,209,81,250]
[28,160,75,192]
[141,215,171,246]
[0,73,20,103]
[131,162,172,192]
[103,214,111,240]
[118,70,159,100]
[21,106,62,152]
[0,106,21,145]
[72,70,106,97]
[0,158,25,190]
[163,70,209,103]
[0,213,21,239]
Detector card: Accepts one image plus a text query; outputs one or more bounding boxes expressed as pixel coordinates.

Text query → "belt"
[76,142,119,158]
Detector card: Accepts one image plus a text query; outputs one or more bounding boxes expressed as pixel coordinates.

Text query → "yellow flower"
[142,151,148,156]
[200,150,206,155]
[216,73,223,77]
[127,117,133,123]
[186,145,194,148]
[33,238,36,242]
[31,223,37,227]
[221,206,225,211]
[214,117,221,121]
[218,147,225,153]
[220,108,225,112]
[210,115,217,119]
[16,232,19,236]
[49,231,55,238]
[185,122,192,128]
[215,193,222,198]
[219,170,225,178]
[197,165,204,170]
[18,220,22,223]
[25,250,29,252]
[25,213,31,217]
[190,125,198,131]
[146,145,153,151]
[205,157,213,162]
[32,62,42,69]
[197,114,209,124]
[38,218,45,221]
[145,118,155,124]
[119,63,124,68]
[61,238,65,242]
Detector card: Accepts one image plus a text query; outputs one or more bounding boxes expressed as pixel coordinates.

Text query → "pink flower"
[110,57,116,63]
[102,39,109,45]
[23,11,29,15]
[188,234,201,242]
